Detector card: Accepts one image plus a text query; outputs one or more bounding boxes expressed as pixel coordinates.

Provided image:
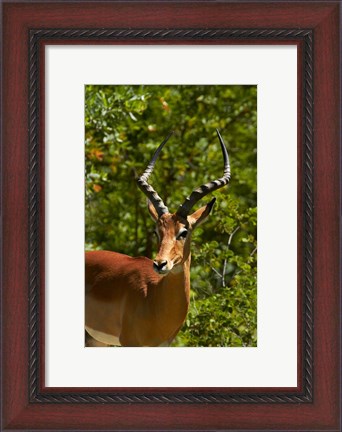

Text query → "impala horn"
[137,131,174,217]
[176,129,231,219]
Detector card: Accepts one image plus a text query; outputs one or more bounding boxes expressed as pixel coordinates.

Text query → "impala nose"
[153,260,168,273]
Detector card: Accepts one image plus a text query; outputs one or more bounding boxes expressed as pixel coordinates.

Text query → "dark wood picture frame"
[2,2,340,431]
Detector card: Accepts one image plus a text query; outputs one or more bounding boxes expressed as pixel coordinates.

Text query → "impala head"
[137,129,231,275]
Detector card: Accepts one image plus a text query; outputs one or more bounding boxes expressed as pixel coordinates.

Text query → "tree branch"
[222,226,240,287]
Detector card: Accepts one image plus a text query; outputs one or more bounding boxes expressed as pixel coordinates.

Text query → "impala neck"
[169,253,191,294]
[154,254,191,338]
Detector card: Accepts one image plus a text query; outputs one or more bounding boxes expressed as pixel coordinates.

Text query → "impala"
[85,129,231,347]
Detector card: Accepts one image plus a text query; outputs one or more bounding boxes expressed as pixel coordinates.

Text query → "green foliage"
[85,84,257,347]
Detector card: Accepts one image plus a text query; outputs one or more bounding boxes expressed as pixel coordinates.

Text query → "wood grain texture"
[2,2,340,431]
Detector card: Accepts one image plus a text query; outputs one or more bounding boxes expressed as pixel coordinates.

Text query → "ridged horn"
[176,129,231,218]
[137,131,173,217]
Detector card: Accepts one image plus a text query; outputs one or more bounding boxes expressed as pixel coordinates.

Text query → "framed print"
[1,2,340,431]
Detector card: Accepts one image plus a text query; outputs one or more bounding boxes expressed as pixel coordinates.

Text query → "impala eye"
[177,230,188,240]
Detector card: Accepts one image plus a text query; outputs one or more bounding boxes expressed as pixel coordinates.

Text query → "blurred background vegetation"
[85,85,257,347]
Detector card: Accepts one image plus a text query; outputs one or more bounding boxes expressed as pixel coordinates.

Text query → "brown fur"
[85,202,214,347]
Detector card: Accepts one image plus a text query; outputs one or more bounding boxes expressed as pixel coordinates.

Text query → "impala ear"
[148,200,159,222]
[188,198,216,228]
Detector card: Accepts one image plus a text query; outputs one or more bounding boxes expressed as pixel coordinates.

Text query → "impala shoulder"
[123,256,160,292]
[85,250,132,268]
